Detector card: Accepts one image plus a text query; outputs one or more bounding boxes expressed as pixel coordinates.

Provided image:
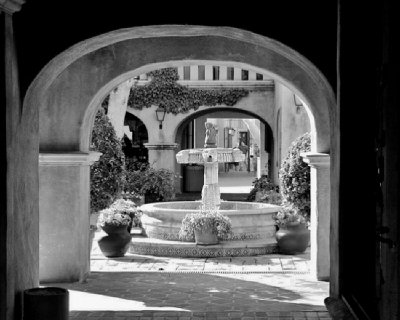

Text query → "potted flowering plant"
[273,204,310,254]
[97,198,142,257]
[179,206,233,245]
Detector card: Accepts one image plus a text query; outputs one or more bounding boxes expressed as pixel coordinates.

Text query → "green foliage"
[179,206,233,242]
[272,203,308,229]
[124,163,177,202]
[257,189,282,205]
[279,133,311,221]
[128,68,249,114]
[90,109,126,213]
[247,175,278,201]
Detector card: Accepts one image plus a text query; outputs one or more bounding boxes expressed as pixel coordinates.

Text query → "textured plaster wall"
[2,13,39,320]
[274,83,310,182]
[39,165,90,282]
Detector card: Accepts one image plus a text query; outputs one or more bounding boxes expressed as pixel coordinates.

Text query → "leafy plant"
[128,68,249,114]
[179,206,233,241]
[247,175,278,201]
[257,189,282,205]
[279,133,311,221]
[124,164,177,202]
[272,203,308,229]
[90,109,126,213]
[97,198,143,230]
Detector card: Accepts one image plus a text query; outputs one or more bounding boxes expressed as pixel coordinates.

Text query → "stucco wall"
[2,13,39,320]
[274,83,310,182]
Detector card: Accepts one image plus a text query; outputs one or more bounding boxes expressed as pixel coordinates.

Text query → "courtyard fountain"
[130,123,281,257]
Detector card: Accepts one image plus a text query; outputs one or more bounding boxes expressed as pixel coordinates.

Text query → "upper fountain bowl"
[176,148,245,164]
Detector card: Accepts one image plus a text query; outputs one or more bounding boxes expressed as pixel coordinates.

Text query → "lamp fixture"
[155,106,166,129]
[293,94,303,113]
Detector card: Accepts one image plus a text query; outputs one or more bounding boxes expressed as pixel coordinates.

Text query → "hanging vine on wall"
[127,68,250,114]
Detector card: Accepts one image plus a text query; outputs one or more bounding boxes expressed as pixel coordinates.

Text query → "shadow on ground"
[48,271,328,313]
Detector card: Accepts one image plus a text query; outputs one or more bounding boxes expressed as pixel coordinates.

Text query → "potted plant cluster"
[179,206,233,245]
[273,204,310,254]
[97,198,142,257]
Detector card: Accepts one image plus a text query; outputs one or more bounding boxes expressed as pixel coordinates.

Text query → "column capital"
[39,152,102,166]
[144,143,178,150]
[0,0,24,14]
[301,152,330,168]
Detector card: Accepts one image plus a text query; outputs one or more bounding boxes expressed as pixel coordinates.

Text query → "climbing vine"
[127,68,249,114]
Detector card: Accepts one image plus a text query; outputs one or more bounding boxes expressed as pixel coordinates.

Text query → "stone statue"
[204,122,218,148]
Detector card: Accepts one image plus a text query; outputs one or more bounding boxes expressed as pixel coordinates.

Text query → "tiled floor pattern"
[45,240,331,319]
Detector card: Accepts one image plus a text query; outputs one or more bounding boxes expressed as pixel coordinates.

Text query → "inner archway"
[28,26,336,289]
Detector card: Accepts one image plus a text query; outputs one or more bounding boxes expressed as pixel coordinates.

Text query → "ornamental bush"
[247,175,278,201]
[90,109,126,213]
[279,133,311,221]
[124,163,177,202]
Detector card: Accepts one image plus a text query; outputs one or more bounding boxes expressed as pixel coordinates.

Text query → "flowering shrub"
[179,206,233,241]
[97,208,131,227]
[247,175,278,201]
[97,198,142,229]
[125,164,177,202]
[257,189,282,205]
[90,109,126,213]
[273,204,308,229]
[279,133,311,221]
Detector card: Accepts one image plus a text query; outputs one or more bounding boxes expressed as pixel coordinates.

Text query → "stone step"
[129,236,278,258]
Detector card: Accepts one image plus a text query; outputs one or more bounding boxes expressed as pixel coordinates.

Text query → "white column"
[302,152,331,281]
[39,152,101,282]
[177,66,184,80]
[107,79,133,139]
[205,65,213,80]
[234,67,242,80]
[190,65,198,80]
[219,66,227,80]
[249,70,257,80]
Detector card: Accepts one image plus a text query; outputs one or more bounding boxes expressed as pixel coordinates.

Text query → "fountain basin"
[140,201,280,242]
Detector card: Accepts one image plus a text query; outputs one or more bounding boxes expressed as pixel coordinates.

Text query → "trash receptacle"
[24,287,69,320]
[184,165,204,192]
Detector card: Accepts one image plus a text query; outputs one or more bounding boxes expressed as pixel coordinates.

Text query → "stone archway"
[173,107,275,188]
[26,26,337,288]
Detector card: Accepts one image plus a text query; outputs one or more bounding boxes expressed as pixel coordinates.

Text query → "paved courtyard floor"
[45,235,331,319]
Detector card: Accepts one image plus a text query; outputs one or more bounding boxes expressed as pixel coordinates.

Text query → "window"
[227,67,234,80]
[183,66,190,80]
[256,73,263,80]
[213,66,220,80]
[242,70,249,80]
[198,65,205,80]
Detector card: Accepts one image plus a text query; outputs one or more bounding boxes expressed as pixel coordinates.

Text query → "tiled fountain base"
[129,236,278,258]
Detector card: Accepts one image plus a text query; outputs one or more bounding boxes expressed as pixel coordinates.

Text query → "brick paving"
[44,236,331,319]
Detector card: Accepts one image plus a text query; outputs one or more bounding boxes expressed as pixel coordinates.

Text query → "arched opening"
[174,107,274,195]
[28,26,336,289]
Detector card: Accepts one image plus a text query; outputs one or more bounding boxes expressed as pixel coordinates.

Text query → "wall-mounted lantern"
[228,128,236,135]
[293,94,304,113]
[155,106,166,129]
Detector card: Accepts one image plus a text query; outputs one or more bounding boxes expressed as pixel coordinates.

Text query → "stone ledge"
[144,143,178,150]
[129,237,278,258]
[39,151,102,166]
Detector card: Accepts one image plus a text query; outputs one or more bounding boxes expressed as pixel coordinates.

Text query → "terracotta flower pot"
[98,224,132,257]
[194,227,218,245]
[275,225,310,254]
